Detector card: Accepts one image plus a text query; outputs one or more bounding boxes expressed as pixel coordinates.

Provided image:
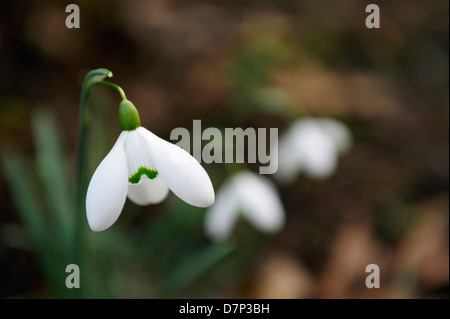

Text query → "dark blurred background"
[0,0,448,298]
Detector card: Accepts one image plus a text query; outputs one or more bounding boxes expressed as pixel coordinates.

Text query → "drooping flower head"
[276,117,352,183]
[205,171,285,242]
[86,100,214,231]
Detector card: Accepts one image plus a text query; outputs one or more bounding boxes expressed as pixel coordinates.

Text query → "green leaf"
[32,109,74,252]
[2,153,46,247]
[158,244,234,297]
[1,153,62,291]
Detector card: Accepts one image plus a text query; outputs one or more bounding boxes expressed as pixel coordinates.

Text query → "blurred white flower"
[205,171,285,241]
[86,126,215,232]
[276,118,352,182]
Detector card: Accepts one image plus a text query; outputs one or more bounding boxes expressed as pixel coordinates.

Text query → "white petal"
[204,179,240,241]
[291,119,339,179]
[316,118,352,154]
[297,128,337,179]
[124,130,157,180]
[137,127,215,208]
[274,129,303,184]
[234,172,285,233]
[127,175,169,205]
[86,132,129,231]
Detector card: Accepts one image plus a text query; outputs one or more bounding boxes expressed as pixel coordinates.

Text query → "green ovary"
[129,167,158,184]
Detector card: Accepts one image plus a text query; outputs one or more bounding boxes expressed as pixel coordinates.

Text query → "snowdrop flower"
[205,171,284,242]
[86,100,215,231]
[276,117,352,183]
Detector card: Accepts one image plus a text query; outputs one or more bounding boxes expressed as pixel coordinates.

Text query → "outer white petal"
[127,175,169,205]
[235,172,285,233]
[204,180,240,242]
[137,127,215,208]
[274,128,303,184]
[316,118,352,154]
[287,119,338,179]
[86,132,129,231]
[297,126,337,179]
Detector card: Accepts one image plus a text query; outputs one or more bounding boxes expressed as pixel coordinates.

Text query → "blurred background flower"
[276,117,352,182]
[0,0,448,298]
[205,171,284,242]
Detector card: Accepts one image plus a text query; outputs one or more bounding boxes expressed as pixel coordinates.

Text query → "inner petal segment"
[125,130,158,184]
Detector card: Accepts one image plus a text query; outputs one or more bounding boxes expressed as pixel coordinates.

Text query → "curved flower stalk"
[276,118,352,183]
[205,171,285,242]
[86,100,215,231]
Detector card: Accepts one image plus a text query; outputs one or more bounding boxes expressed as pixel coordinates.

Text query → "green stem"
[73,69,113,293]
[75,68,113,219]
[98,81,127,101]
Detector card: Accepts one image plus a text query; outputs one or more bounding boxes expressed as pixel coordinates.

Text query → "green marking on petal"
[129,167,158,184]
